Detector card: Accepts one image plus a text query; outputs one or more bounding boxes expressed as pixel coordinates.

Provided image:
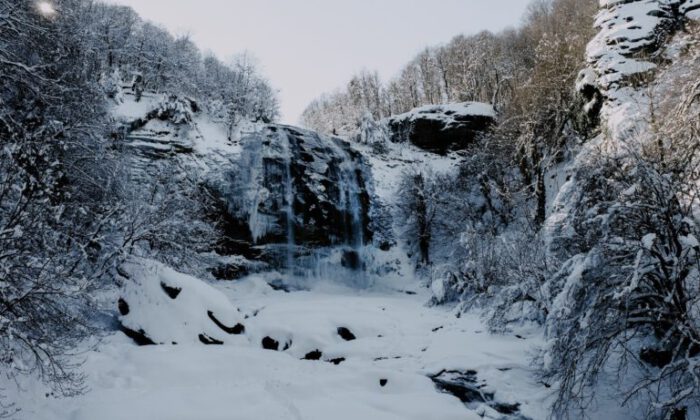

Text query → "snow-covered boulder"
[385,102,496,154]
[118,260,246,345]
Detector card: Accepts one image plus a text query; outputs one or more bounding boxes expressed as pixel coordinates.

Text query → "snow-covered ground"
[10,260,550,420]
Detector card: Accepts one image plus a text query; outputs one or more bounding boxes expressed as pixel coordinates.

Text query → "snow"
[680,234,699,248]
[351,138,461,204]
[10,260,551,420]
[26,336,473,420]
[681,0,700,18]
[112,92,160,121]
[575,67,597,92]
[389,102,496,127]
[641,233,657,250]
[119,259,245,345]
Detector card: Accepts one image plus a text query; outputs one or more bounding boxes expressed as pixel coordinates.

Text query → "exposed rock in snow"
[430,370,524,418]
[385,102,496,154]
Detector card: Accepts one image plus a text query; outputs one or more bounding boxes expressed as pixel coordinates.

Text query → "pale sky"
[105,0,532,124]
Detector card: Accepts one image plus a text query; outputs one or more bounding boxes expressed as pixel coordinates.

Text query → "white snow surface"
[389,102,496,126]
[9,259,550,420]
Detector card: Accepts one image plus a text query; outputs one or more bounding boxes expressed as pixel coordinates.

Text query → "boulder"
[118,260,245,346]
[385,102,495,154]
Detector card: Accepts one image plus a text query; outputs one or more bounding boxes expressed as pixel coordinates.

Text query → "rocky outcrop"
[385,102,496,154]
[582,0,700,107]
[116,95,199,159]
[216,124,375,271]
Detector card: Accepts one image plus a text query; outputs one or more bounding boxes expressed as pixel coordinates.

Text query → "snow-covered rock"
[584,0,699,104]
[116,94,199,159]
[118,259,246,345]
[385,102,496,154]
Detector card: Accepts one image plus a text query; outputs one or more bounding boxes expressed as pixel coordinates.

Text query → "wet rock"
[341,249,363,270]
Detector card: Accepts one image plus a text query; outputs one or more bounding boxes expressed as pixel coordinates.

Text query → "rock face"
[216,124,375,274]
[116,95,198,160]
[385,102,496,154]
[110,90,382,283]
[583,0,700,106]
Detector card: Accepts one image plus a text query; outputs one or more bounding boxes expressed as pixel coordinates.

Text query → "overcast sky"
[105,0,532,123]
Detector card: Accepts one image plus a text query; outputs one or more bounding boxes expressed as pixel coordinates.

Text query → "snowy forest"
[1,0,700,419]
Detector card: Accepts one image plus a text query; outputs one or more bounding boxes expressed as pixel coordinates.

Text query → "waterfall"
[282,131,295,274]
[230,125,374,288]
[337,149,365,249]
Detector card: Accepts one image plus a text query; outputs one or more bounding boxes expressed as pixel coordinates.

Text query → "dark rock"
[160,282,182,299]
[304,350,323,360]
[430,370,485,404]
[207,311,245,335]
[379,379,388,387]
[120,325,155,346]
[327,357,346,365]
[262,336,280,351]
[374,356,402,361]
[337,327,356,341]
[283,340,292,351]
[211,264,249,280]
[491,402,522,415]
[199,333,224,345]
[117,298,130,316]
[429,370,522,417]
[379,241,393,251]
[385,103,495,154]
[267,279,302,293]
[341,249,363,270]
